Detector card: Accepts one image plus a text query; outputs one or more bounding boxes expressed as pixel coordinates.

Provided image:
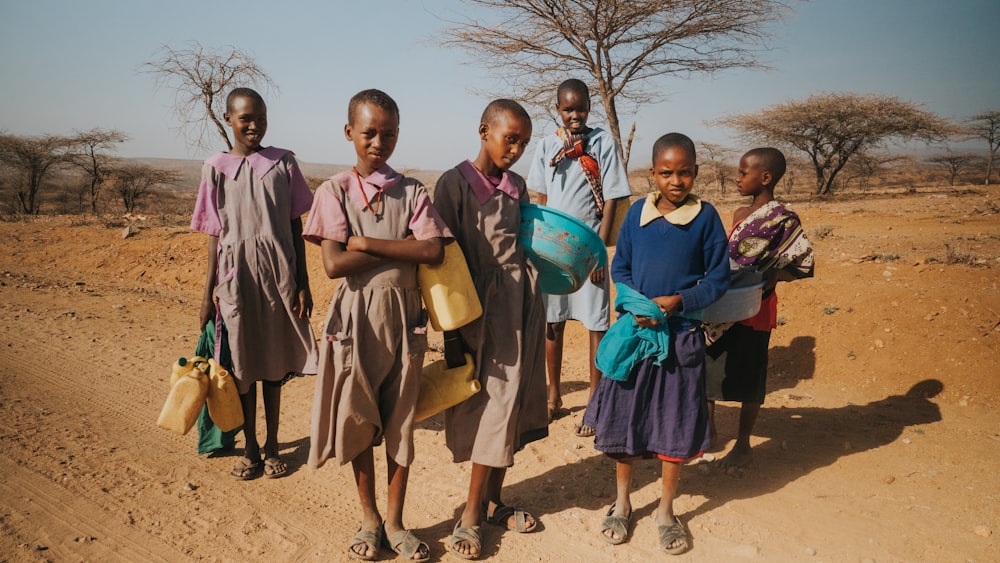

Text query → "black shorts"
[705,323,771,404]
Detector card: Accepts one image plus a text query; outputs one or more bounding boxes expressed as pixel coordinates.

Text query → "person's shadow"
[762,334,817,394]
[485,378,943,546]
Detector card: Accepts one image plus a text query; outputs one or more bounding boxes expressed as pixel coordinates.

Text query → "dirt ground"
[0,187,998,562]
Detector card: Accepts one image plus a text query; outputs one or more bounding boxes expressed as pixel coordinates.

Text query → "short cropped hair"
[651,132,696,163]
[226,87,266,112]
[481,99,531,126]
[743,147,787,185]
[556,79,590,102]
[348,89,400,125]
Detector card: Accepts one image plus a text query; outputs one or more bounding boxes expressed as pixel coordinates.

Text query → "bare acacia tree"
[698,142,737,195]
[967,111,999,185]
[69,128,128,214]
[141,42,276,151]
[0,132,75,214]
[926,151,981,186]
[442,0,790,169]
[839,152,903,192]
[719,93,953,195]
[108,164,179,213]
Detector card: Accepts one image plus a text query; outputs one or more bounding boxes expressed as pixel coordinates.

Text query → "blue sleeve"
[678,204,730,313]
[596,131,632,200]
[525,138,550,194]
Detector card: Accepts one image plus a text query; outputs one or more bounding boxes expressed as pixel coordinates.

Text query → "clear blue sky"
[1,0,996,173]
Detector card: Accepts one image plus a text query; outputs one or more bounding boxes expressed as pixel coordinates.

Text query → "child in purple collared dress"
[304,89,450,562]
[191,88,319,481]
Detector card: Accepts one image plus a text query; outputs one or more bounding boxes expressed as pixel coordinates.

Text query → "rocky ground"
[0,186,997,562]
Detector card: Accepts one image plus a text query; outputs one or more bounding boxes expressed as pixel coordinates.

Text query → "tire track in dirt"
[0,289,362,561]
[0,455,174,562]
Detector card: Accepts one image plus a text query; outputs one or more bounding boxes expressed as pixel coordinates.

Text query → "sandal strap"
[387,529,428,560]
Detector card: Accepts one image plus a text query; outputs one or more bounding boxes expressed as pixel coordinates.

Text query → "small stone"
[873,339,884,349]
[883,475,895,484]
[563,449,581,464]
[122,226,134,239]
[902,438,911,445]
[959,395,970,407]
[973,525,992,537]
[184,482,197,491]
[804,547,817,556]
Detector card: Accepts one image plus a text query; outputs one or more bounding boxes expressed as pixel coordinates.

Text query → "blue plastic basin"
[519,203,608,295]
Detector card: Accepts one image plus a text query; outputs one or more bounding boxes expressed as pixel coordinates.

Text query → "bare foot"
[718,442,753,468]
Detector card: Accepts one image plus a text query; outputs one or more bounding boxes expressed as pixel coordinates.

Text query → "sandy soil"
[1,188,998,562]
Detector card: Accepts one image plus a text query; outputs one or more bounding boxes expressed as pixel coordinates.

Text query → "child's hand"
[346,235,368,253]
[652,294,683,315]
[590,264,606,284]
[293,287,313,319]
[634,315,660,328]
[199,295,216,329]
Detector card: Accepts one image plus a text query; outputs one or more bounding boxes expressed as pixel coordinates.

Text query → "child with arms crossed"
[526,79,632,434]
[585,133,729,554]
[433,99,548,560]
[304,89,450,561]
[191,87,318,481]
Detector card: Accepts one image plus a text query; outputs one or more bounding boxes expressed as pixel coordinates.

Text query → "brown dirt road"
[1,188,997,562]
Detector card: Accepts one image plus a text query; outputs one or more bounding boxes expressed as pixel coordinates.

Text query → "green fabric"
[195,320,241,455]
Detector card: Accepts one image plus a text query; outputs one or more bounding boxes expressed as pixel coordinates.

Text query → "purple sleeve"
[408,185,453,241]
[190,163,221,236]
[286,155,314,218]
[302,181,349,246]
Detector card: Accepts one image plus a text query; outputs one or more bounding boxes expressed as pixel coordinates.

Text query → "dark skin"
[199,94,312,479]
[603,144,700,549]
[330,101,442,560]
[538,88,622,429]
[448,109,537,559]
[708,153,796,469]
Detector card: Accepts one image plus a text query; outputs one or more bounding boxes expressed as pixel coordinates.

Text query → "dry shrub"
[811,224,835,240]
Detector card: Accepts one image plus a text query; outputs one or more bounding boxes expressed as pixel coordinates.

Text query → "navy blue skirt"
[584,328,710,461]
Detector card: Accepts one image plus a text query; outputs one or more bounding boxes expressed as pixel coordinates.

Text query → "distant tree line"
[0,130,179,216]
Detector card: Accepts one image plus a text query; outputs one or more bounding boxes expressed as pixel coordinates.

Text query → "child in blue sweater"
[584,133,729,555]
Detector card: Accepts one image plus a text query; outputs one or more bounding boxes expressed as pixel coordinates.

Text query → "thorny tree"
[720,93,953,195]
[698,142,737,195]
[70,128,128,214]
[443,0,790,169]
[108,164,179,214]
[926,151,982,187]
[141,42,276,152]
[967,111,999,185]
[0,133,75,214]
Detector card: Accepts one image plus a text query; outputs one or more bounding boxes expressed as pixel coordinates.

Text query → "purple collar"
[205,146,290,180]
[457,160,520,204]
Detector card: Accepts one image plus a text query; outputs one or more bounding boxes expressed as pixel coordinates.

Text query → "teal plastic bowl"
[519,203,608,295]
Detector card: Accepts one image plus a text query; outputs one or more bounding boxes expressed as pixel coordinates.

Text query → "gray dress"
[433,165,549,468]
[307,174,445,469]
[191,148,319,395]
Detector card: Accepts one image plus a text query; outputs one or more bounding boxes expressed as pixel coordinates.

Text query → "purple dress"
[304,166,452,469]
[190,147,319,394]
[433,162,549,468]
